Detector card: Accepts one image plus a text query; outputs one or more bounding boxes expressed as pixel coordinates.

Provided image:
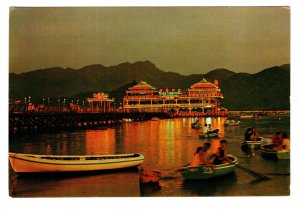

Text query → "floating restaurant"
[122,79,228,116]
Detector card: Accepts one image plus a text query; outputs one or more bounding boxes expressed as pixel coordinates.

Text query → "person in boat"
[250,127,259,141]
[213,140,229,165]
[241,129,252,156]
[208,124,216,133]
[262,132,274,149]
[207,124,218,134]
[203,142,216,164]
[208,124,212,132]
[272,132,283,151]
[244,127,253,141]
[203,124,209,133]
[282,133,290,150]
[190,146,207,166]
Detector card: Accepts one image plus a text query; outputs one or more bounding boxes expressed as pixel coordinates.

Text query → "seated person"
[281,133,290,150]
[208,124,212,132]
[203,142,215,163]
[272,132,283,151]
[250,127,259,141]
[190,145,211,166]
[244,128,253,141]
[203,124,209,134]
[262,132,274,149]
[213,140,229,165]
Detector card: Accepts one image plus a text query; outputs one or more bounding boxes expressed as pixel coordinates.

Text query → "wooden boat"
[240,115,254,118]
[240,137,263,149]
[181,154,238,180]
[260,147,290,160]
[224,120,240,126]
[191,122,201,129]
[9,152,144,173]
[198,129,219,139]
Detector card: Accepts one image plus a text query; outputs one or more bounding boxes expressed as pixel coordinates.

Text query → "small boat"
[240,138,263,149]
[181,154,238,180]
[260,147,290,160]
[198,129,219,139]
[240,115,254,118]
[122,118,133,123]
[151,117,160,121]
[9,152,144,173]
[224,119,240,126]
[191,122,201,129]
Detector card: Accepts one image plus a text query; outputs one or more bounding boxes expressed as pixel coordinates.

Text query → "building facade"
[123,79,228,116]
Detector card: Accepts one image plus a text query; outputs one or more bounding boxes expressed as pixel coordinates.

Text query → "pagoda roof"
[190,78,218,90]
[87,92,114,102]
[128,81,157,90]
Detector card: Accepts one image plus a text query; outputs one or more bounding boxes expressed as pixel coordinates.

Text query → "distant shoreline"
[228,110,290,115]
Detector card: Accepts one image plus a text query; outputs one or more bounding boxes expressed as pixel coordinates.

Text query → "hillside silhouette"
[9,61,290,110]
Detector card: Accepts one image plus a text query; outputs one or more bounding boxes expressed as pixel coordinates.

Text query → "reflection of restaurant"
[123,79,228,116]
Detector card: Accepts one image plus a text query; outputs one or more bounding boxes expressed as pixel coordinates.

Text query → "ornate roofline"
[128,80,157,91]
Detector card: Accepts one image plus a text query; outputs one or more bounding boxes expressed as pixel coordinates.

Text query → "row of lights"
[22,96,122,107]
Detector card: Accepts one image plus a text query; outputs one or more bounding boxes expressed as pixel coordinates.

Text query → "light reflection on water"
[9,115,290,197]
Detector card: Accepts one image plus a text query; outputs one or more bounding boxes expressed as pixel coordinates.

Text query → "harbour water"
[9,115,290,197]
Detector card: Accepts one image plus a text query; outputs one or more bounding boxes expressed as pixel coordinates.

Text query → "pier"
[9,112,172,135]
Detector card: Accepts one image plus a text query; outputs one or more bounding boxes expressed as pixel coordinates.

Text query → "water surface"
[9,115,290,197]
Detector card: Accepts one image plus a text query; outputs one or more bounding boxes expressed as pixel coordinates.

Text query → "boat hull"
[191,123,201,129]
[224,122,240,126]
[260,149,290,160]
[181,155,238,180]
[240,115,254,118]
[199,132,218,139]
[9,153,144,173]
[241,139,262,149]
[224,120,240,126]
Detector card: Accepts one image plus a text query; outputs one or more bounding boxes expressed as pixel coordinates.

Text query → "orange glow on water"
[85,129,116,154]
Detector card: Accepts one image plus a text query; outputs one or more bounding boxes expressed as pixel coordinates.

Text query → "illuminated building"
[123,79,227,116]
[87,92,114,112]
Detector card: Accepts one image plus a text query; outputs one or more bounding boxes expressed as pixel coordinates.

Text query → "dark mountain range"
[220,64,290,110]
[9,61,290,110]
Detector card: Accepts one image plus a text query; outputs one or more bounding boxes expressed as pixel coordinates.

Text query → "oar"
[160,164,190,179]
[265,172,290,176]
[235,163,271,181]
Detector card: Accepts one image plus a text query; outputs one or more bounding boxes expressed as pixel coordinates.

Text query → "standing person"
[213,140,229,165]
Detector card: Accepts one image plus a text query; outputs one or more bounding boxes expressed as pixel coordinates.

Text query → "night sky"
[9,7,290,75]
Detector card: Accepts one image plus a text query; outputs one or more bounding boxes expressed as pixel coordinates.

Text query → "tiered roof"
[87,92,114,102]
[190,78,218,90]
[128,81,157,91]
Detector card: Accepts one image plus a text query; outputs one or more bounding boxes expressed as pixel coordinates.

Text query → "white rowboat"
[9,152,144,173]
